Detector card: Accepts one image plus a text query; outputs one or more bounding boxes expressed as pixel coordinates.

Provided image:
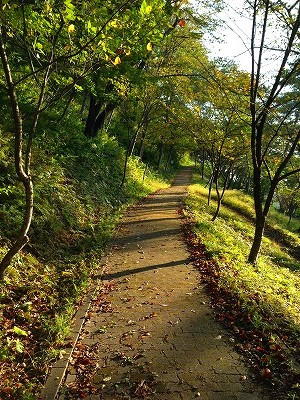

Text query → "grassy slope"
[0,115,173,399]
[185,176,300,334]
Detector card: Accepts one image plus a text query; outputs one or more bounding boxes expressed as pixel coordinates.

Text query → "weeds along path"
[60,168,269,400]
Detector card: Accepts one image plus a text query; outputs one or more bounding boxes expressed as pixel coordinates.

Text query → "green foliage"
[186,178,300,335]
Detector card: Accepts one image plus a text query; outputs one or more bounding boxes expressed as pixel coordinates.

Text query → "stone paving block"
[207,392,238,400]
[236,392,265,400]
[64,374,76,385]
[153,392,182,400]
[227,374,249,384]
[183,392,211,400]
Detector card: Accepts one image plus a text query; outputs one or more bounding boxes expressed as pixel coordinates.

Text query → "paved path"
[61,168,268,400]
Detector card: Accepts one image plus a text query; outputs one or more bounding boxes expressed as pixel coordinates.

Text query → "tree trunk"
[248,215,266,264]
[129,131,138,157]
[120,127,136,189]
[138,128,147,159]
[0,178,33,279]
[211,196,221,221]
[0,29,34,278]
[119,146,130,189]
[248,158,265,264]
[157,142,163,168]
[201,149,205,179]
[143,162,148,182]
[211,167,231,222]
[105,109,114,130]
[226,171,234,190]
[93,102,116,136]
[246,174,251,193]
[84,94,102,137]
[57,89,75,124]
[207,172,214,206]
[164,145,173,171]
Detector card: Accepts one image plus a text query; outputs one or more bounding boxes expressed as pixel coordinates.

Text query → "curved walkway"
[60,168,268,400]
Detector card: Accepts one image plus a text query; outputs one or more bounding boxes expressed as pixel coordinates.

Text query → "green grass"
[186,178,300,334]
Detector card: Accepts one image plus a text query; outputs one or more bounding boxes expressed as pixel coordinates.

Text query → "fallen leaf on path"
[260,368,272,379]
[163,334,169,342]
[134,379,152,397]
[143,312,158,319]
[120,297,132,302]
[139,328,151,338]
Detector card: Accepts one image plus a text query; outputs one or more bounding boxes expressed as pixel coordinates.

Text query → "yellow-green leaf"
[13,326,28,336]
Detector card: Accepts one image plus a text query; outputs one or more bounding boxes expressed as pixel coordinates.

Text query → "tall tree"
[248,0,300,263]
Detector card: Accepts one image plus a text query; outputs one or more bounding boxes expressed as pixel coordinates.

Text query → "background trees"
[0,0,299,277]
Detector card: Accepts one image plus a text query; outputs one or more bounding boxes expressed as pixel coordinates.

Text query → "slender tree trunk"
[105,110,114,130]
[143,162,148,182]
[201,148,205,179]
[207,171,214,206]
[205,172,213,188]
[138,136,145,159]
[138,126,148,159]
[211,167,231,221]
[164,145,173,171]
[212,195,221,221]
[120,125,136,189]
[0,28,33,278]
[211,169,221,221]
[120,145,130,189]
[129,131,138,157]
[248,160,264,263]
[246,174,251,193]
[248,215,266,264]
[157,142,163,168]
[0,179,33,279]
[57,89,75,124]
[93,103,116,136]
[226,171,234,190]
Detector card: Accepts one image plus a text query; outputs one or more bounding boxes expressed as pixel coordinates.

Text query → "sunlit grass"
[186,181,300,332]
